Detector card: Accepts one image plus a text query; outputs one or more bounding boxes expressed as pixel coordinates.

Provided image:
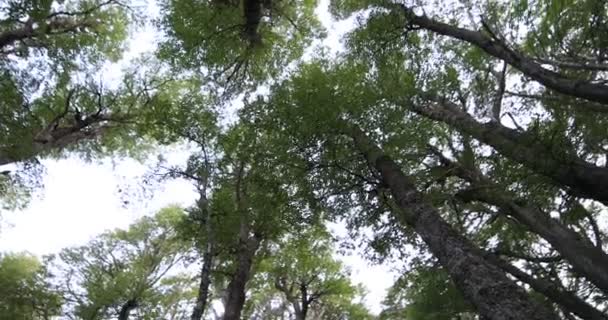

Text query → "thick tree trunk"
[0,23,34,50]
[485,252,608,320]
[440,156,608,294]
[117,299,137,320]
[344,122,558,320]
[222,234,261,320]
[243,0,262,45]
[410,97,608,204]
[394,5,608,106]
[0,115,112,166]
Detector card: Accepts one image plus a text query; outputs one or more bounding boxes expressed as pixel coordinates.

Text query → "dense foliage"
[1,0,607,319]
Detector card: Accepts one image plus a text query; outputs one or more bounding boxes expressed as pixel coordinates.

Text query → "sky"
[0,0,397,315]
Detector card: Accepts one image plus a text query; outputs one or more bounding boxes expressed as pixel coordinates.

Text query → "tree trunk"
[223,162,260,320]
[0,116,112,166]
[117,299,137,320]
[222,234,261,320]
[297,283,308,320]
[191,190,215,320]
[441,155,608,294]
[394,5,608,106]
[410,96,608,204]
[344,122,558,320]
[191,240,215,320]
[467,187,608,293]
[484,252,608,320]
[243,0,262,45]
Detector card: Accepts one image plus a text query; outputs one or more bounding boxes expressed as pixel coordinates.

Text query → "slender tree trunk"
[191,240,215,320]
[191,190,215,320]
[296,283,308,320]
[117,299,137,320]
[344,122,558,320]
[409,96,608,204]
[393,5,608,106]
[440,155,608,293]
[484,252,608,320]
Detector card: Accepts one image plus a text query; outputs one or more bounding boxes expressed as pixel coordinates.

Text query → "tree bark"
[343,122,558,320]
[484,252,608,320]
[409,96,608,205]
[394,5,608,106]
[436,154,608,294]
[117,299,137,320]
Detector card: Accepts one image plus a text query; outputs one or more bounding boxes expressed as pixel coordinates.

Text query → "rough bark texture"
[439,156,608,294]
[117,299,137,320]
[344,122,558,320]
[485,253,608,320]
[410,96,608,204]
[396,5,608,106]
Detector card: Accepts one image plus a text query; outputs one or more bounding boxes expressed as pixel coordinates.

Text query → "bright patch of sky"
[0,0,397,314]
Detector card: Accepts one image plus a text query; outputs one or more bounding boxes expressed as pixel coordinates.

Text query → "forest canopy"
[1,0,608,319]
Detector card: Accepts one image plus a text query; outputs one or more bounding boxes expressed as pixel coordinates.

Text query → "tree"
[54,207,193,319]
[0,252,62,320]
[214,122,307,320]
[157,0,323,93]
[245,60,569,319]
[4,0,608,319]
[260,226,371,320]
[0,0,134,166]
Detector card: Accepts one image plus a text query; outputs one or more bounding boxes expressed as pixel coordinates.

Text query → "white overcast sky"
[0,0,396,314]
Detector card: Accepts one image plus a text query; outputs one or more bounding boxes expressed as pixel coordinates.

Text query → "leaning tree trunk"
[440,154,608,294]
[409,96,608,205]
[393,5,608,106]
[484,252,608,320]
[343,122,558,320]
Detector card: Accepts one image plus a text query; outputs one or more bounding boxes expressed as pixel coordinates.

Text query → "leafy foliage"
[0,252,62,320]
